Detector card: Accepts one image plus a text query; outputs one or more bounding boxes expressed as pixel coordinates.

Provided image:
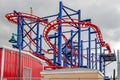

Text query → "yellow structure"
[41,68,104,80]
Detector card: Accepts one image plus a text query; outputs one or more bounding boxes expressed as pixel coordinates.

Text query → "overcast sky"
[0,0,120,77]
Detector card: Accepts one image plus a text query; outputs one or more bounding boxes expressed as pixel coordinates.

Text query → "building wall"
[0,47,43,79]
[21,53,43,78]
[3,49,18,78]
[41,70,104,80]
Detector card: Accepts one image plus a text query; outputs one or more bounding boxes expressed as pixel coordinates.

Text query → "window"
[23,67,31,80]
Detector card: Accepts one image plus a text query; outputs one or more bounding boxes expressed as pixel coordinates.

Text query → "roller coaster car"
[101,53,116,61]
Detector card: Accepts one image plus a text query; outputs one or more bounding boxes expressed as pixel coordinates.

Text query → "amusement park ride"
[6,1,116,77]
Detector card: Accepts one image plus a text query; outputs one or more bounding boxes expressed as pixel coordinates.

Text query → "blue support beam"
[17,16,20,48]
[103,49,106,76]
[53,33,57,64]
[23,22,38,38]
[39,35,42,54]
[81,40,83,66]
[95,38,98,69]
[21,19,24,50]
[88,27,91,68]
[78,10,81,67]
[42,14,58,19]
[92,53,94,69]
[64,46,68,66]
[36,21,39,53]
[70,30,73,67]
[17,16,23,49]
[87,48,89,67]
[57,1,62,66]
[62,13,78,17]
[63,5,78,13]
[99,47,102,72]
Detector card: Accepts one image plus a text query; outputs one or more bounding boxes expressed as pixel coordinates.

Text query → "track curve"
[43,18,111,54]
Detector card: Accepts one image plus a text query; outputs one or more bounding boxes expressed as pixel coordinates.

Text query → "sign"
[101,54,116,61]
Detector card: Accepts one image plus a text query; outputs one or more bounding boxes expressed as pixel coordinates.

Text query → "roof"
[41,68,104,76]
[0,45,42,62]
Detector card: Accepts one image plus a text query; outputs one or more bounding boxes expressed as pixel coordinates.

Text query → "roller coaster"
[6,1,115,76]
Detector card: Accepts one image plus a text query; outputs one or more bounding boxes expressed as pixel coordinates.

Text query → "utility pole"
[113,69,115,80]
[29,7,32,52]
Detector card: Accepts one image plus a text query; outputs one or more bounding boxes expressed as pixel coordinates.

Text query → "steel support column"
[88,27,91,68]
[78,10,81,67]
[95,38,98,69]
[57,1,62,66]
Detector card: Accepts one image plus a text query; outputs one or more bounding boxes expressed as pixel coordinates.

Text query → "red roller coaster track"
[6,12,111,68]
[43,18,111,54]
